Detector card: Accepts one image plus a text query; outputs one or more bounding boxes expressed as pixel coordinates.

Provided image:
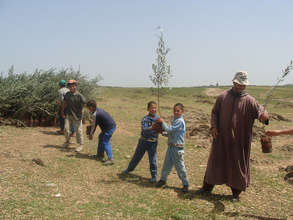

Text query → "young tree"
[149,27,172,114]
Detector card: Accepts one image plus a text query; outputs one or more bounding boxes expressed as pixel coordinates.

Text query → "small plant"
[149,27,172,114]
[263,60,293,108]
[260,60,293,138]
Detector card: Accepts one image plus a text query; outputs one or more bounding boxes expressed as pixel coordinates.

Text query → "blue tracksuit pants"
[97,125,116,159]
[127,139,158,178]
[160,146,189,186]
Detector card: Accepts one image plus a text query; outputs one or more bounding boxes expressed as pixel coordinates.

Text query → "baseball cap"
[58,80,66,86]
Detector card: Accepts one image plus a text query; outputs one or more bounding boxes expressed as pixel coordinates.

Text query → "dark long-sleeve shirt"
[90,108,116,134]
[141,114,159,140]
[64,91,86,120]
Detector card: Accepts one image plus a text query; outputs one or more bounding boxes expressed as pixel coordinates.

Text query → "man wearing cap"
[61,79,87,152]
[199,71,269,202]
[57,80,75,135]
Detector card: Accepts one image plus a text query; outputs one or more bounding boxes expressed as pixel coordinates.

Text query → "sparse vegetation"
[1,86,293,219]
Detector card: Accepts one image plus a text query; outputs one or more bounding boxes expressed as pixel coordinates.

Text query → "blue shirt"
[141,114,159,140]
[162,115,186,146]
[90,108,116,134]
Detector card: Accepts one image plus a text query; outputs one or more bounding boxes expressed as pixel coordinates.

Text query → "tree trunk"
[157,85,160,115]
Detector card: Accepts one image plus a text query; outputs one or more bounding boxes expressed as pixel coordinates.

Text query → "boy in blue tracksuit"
[87,100,116,165]
[156,103,189,192]
[122,101,160,183]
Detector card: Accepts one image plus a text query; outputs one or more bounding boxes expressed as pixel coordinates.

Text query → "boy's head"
[87,100,97,113]
[173,103,184,118]
[58,80,66,88]
[147,101,157,116]
[67,79,77,93]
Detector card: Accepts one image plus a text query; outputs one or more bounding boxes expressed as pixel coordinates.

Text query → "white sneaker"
[103,159,114,165]
[75,145,83,152]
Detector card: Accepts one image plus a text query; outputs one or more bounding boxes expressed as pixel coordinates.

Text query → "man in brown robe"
[200,71,269,202]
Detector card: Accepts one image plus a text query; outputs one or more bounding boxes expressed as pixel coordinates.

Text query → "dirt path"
[204,88,223,97]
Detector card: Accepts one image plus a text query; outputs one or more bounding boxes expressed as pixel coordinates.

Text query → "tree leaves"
[0,68,101,122]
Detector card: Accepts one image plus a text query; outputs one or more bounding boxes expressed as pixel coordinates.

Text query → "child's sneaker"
[96,153,105,161]
[103,159,114,165]
[182,185,189,193]
[63,141,70,148]
[121,169,129,175]
[149,177,157,183]
[75,145,83,152]
[57,130,64,135]
[96,156,104,161]
[156,180,166,188]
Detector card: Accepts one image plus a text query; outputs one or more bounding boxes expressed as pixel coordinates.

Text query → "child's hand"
[265,130,280,136]
[156,118,164,123]
[151,122,163,133]
[88,135,93,140]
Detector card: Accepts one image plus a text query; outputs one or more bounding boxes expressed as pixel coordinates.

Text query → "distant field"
[1,86,293,219]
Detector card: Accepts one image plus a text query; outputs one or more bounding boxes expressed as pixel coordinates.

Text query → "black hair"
[87,100,97,109]
[147,101,157,110]
[174,103,184,111]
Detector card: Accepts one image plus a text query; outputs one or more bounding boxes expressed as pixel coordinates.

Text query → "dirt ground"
[1,122,293,219]
[1,87,293,219]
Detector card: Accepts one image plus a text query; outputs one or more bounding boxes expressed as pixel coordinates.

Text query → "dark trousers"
[127,139,158,178]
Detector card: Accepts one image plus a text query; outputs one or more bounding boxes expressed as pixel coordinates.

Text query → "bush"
[0,67,101,125]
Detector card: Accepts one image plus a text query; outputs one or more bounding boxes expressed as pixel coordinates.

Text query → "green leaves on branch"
[0,67,101,122]
[150,32,172,87]
[149,29,172,113]
[263,60,293,108]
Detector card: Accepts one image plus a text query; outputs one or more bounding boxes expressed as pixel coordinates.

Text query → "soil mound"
[185,109,211,140]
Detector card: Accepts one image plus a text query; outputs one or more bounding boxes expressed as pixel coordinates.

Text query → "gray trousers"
[64,115,83,145]
[160,146,189,186]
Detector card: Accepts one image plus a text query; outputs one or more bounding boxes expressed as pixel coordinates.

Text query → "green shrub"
[0,68,101,124]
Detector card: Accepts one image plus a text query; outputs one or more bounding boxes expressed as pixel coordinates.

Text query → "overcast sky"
[1,1,293,87]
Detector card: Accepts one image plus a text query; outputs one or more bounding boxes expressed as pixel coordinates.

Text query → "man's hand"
[61,112,65,119]
[88,134,93,140]
[260,112,269,124]
[211,127,218,139]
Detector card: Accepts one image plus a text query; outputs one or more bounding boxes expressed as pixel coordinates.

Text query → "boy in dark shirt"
[87,100,116,165]
[121,101,160,183]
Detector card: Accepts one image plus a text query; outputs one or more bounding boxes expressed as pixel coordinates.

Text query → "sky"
[1,1,293,87]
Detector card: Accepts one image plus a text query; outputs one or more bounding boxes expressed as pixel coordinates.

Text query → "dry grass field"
[1,86,293,219]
